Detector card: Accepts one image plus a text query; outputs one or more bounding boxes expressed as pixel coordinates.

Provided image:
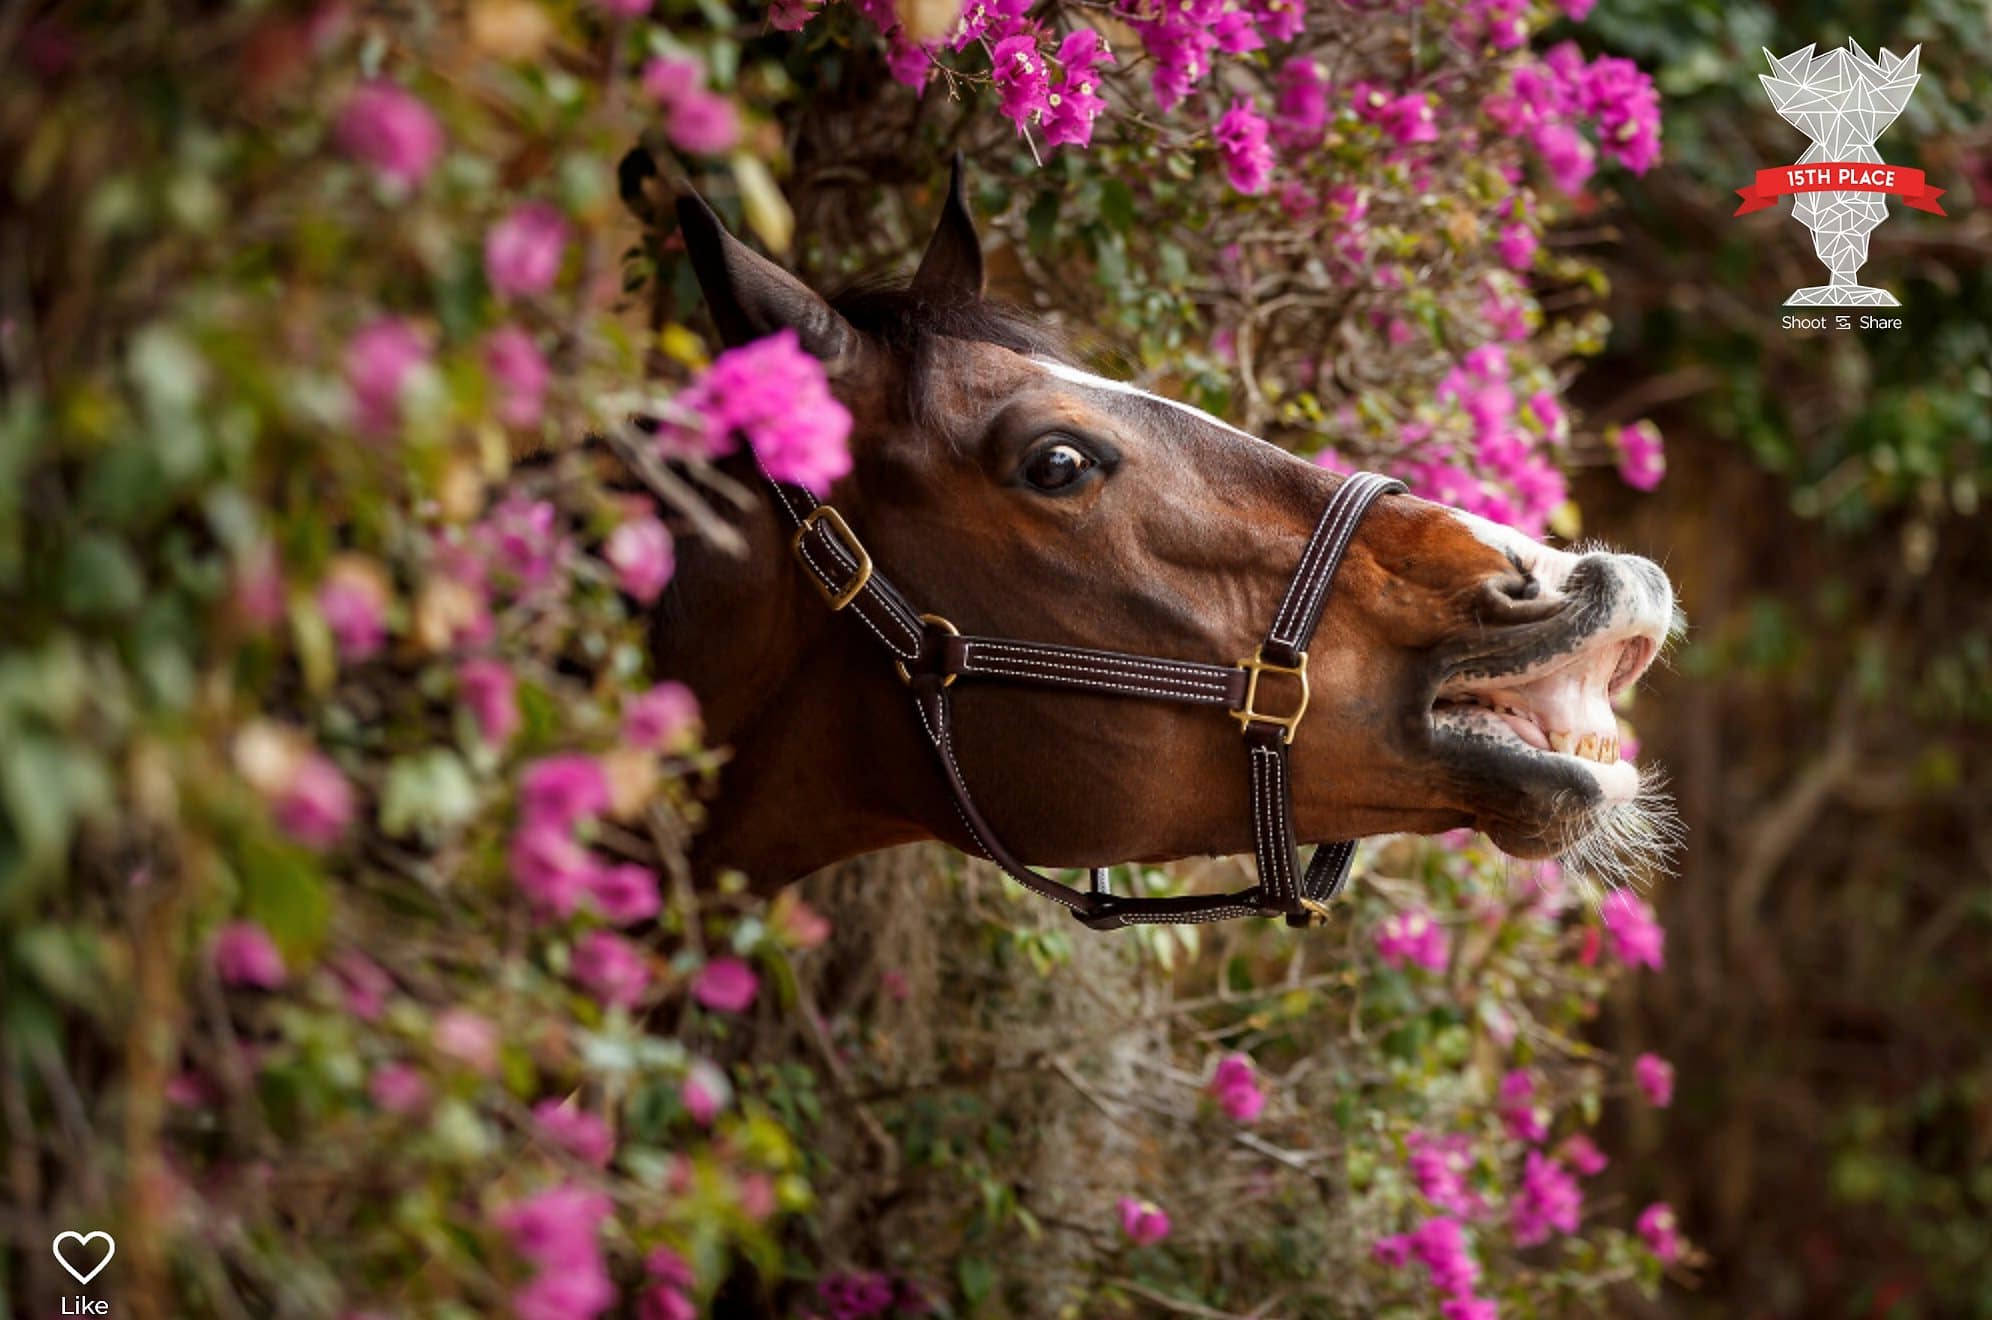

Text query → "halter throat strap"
[768,459,1405,929]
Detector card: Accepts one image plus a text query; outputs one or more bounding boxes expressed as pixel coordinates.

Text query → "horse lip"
[1430,607,1592,691]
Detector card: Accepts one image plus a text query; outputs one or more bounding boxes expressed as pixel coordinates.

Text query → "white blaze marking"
[1029,358,1265,445]
[1443,505,1581,593]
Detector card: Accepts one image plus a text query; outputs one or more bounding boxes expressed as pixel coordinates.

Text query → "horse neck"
[656,485,935,886]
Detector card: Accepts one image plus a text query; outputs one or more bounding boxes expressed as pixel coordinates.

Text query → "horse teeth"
[1577,733,1599,761]
[1549,731,1576,755]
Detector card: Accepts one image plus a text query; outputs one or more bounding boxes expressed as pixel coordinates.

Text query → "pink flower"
[274,750,356,850]
[1273,57,1329,150]
[638,57,739,154]
[475,494,568,595]
[638,1285,696,1320]
[1526,390,1566,439]
[344,317,431,438]
[494,1184,614,1281]
[533,1100,615,1166]
[1636,1201,1683,1263]
[1403,1216,1481,1295]
[485,325,550,429]
[1372,1232,1412,1267]
[1560,0,1596,17]
[1379,92,1439,146]
[214,920,286,988]
[622,682,700,750]
[680,330,852,494]
[1532,121,1596,194]
[681,1059,731,1125]
[884,31,936,91]
[331,949,393,1021]
[369,1062,431,1114]
[434,1007,500,1074]
[769,891,831,950]
[640,56,702,105]
[1246,0,1303,42]
[586,863,661,925]
[520,755,611,829]
[317,557,390,661]
[1634,1052,1675,1107]
[486,202,567,300]
[233,541,286,629]
[1405,1130,1484,1219]
[574,930,650,1008]
[646,1247,695,1289]
[459,659,520,747]
[1494,223,1538,271]
[334,81,443,187]
[166,1070,218,1109]
[990,34,1050,131]
[768,0,818,30]
[691,956,758,1013]
[1214,97,1275,195]
[1042,29,1113,148]
[1375,908,1450,973]
[1440,1299,1499,1320]
[1117,1197,1171,1245]
[1600,890,1665,969]
[510,819,599,918]
[1510,1151,1582,1246]
[1559,1132,1609,1176]
[1207,1053,1266,1123]
[1613,419,1665,491]
[1581,55,1663,173]
[514,1269,614,1320]
[605,516,675,603]
[665,90,740,155]
[1498,1069,1549,1144]
[737,1171,777,1221]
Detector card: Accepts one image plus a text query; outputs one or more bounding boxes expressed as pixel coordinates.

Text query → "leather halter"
[762,459,1405,930]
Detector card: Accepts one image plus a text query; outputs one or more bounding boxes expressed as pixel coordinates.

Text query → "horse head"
[655,163,1679,901]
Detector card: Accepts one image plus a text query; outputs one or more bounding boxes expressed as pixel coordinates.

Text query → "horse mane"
[826,277,1074,425]
[828,278,1070,361]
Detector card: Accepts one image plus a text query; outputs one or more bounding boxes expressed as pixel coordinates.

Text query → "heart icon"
[52,1230,115,1285]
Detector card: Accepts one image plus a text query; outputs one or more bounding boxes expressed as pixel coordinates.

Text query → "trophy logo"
[1735,41,1946,307]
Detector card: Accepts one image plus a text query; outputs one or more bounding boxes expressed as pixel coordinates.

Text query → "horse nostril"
[1477,572,1559,624]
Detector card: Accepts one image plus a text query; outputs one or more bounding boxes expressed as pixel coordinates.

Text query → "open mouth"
[1429,633,1659,801]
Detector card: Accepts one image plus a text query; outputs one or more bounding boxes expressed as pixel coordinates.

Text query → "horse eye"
[1021,442,1096,493]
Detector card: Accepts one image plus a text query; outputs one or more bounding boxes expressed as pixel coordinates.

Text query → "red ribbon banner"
[1734,162,1948,217]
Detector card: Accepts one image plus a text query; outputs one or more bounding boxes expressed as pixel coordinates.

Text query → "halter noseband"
[763,463,1405,930]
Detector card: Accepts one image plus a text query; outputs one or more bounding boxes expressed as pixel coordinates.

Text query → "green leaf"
[379,749,479,839]
[58,533,144,618]
[1026,190,1062,254]
[958,1256,995,1307]
[1099,178,1135,232]
[239,835,331,962]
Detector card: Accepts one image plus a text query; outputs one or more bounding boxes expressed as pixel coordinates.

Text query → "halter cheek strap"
[767,460,1405,930]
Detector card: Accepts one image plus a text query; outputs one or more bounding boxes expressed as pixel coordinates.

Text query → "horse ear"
[674,192,853,360]
[910,152,985,305]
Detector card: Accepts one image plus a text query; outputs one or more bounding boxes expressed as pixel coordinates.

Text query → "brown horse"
[653,170,1678,909]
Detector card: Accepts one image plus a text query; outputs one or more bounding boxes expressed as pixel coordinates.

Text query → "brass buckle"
[895,614,961,687]
[793,506,872,611]
[1296,896,1336,923]
[1232,645,1310,744]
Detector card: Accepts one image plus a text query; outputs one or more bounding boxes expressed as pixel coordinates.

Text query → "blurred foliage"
[1574,1,1992,1314]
